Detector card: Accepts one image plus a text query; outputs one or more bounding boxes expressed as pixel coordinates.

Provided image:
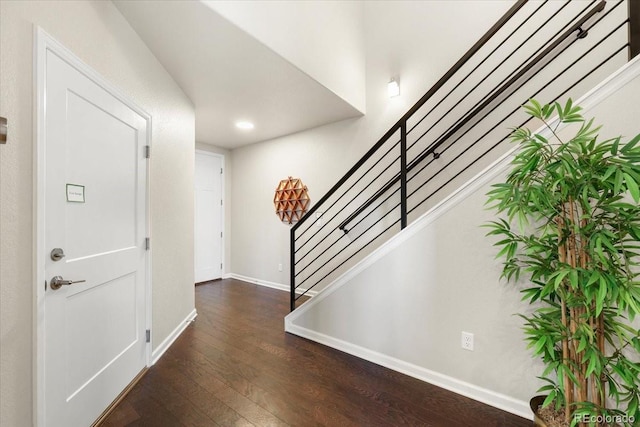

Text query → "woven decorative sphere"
[274,177,310,224]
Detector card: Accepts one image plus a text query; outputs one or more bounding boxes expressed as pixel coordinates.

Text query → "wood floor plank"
[151,358,254,426]
[186,329,390,426]
[185,319,442,426]
[101,279,532,427]
[157,351,287,427]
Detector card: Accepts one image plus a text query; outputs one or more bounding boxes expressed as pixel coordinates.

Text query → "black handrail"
[290,0,628,311]
[337,0,606,235]
[289,0,528,237]
[289,0,527,310]
[406,0,569,153]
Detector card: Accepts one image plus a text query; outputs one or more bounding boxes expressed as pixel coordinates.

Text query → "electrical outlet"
[461,332,474,351]
[278,263,283,272]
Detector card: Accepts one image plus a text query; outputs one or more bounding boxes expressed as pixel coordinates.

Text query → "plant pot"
[530,396,549,427]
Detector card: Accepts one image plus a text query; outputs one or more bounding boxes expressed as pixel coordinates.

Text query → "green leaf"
[584,351,599,377]
[542,391,557,408]
[552,269,571,290]
[602,165,616,181]
[568,269,578,289]
[614,168,624,194]
[621,133,640,154]
[596,277,607,316]
[624,172,640,202]
[554,101,564,121]
[523,99,543,118]
[577,336,588,353]
[532,336,547,355]
[611,136,620,155]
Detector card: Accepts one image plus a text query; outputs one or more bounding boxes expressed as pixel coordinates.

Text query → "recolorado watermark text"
[576,414,635,424]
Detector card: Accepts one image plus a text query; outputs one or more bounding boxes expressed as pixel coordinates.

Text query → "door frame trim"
[34,27,152,426]
[195,149,226,278]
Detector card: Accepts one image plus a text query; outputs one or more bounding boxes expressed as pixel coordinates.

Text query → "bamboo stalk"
[590,311,599,407]
[568,200,590,425]
[561,299,572,422]
[557,213,572,422]
[598,313,606,411]
[568,200,576,269]
[572,307,585,404]
[580,219,587,270]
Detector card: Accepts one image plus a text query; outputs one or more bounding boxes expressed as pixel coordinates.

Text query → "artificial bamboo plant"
[486,99,640,426]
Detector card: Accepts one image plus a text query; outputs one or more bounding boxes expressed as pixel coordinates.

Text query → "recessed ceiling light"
[235,121,254,130]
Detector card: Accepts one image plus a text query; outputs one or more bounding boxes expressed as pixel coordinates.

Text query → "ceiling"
[113,0,363,149]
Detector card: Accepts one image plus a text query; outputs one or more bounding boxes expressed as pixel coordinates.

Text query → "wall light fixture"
[388,78,400,98]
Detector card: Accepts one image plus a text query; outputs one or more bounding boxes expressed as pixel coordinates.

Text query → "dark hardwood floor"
[101,279,532,426]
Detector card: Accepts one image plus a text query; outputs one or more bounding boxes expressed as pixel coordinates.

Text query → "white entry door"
[38,34,149,427]
[194,151,223,282]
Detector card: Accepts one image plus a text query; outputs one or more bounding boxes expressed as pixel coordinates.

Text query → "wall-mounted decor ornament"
[274,177,310,224]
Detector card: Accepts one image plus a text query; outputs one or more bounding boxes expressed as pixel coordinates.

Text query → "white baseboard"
[285,322,532,420]
[226,273,318,297]
[150,308,197,365]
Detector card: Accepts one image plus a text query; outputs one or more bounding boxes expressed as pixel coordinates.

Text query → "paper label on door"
[66,184,85,203]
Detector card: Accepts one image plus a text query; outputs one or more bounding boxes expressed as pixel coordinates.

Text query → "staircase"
[290,0,635,311]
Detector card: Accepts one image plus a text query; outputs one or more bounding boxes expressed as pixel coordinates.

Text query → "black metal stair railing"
[290,0,636,311]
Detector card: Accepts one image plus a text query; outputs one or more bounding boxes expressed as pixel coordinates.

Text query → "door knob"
[50,276,86,290]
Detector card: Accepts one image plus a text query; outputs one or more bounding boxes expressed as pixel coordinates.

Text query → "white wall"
[0,1,195,425]
[289,164,542,416]
[229,1,512,286]
[207,0,366,113]
[286,59,640,417]
[230,119,363,285]
[363,0,514,131]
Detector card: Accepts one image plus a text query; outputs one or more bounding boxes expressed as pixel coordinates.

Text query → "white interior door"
[194,151,223,282]
[40,40,148,427]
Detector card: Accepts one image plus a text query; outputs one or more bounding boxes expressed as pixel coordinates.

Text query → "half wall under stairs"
[285,57,640,420]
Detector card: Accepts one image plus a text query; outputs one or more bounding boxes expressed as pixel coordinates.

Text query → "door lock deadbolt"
[50,248,65,261]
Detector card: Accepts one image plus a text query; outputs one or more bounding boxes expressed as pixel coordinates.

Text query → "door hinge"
[220,263,223,270]
[0,116,7,144]
[220,231,223,238]
[145,329,151,343]
[145,237,150,250]
[144,145,151,159]
[220,199,223,206]
[220,168,223,175]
